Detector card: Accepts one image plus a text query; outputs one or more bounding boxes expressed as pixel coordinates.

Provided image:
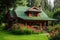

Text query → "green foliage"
[0,23,6,30]
[27,0,35,7]
[17,0,28,6]
[0,13,6,23]
[11,27,39,35]
[47,24,60,33]
[47,27,54,33]
[10,24,39,35]
[0,0,17,11]
[44,10,53,17]
[34,0,41,7]
[48,24,60,40]
[21,27,33,34]
[53,8,60,24]
[22,0,28,6]
[54,24,60,28]
[0,0,17,23]
[54,0,60,9]
[50,34,60,40]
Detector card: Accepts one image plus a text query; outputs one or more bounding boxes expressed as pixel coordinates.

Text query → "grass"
[0,23,49,40]
[0,30,49,40]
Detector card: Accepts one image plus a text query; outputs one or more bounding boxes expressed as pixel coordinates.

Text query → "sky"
[48,0,54,9]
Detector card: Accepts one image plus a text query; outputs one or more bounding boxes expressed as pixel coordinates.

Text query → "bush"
[47,27,55,33]
[10,24,39,35]
[50,34,60,40]
[54,24,60,28]
[49,24,60,40]
[0,23,6,30]
[53,8,60,24]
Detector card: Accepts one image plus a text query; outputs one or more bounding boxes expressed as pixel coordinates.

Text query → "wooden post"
[26,22,27,26]
[26,22,28,28]
[46,21,48,28]
[43,21,46,30]
[43,21,48,30]
[51,21,54,27]
[40,22,43,31]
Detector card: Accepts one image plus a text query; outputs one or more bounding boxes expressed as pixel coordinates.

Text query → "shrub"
[10,24,39,35]
[53,8,60,24]
[49,24,60,40]
[47,26,55,33]
[0,23,6,30]
[50,34,60,40]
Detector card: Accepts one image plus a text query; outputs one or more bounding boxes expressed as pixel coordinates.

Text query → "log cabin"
[6,6,57,31]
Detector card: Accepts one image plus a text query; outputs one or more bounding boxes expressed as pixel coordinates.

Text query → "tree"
[27,0,41,7]
[17,0,28,6]
[53,9,60,24]
[34,0,41,7]
[27,0,35,7]
[54,0,60,9]
[0,0,17,23]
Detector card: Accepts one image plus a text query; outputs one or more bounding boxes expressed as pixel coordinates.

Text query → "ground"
[0,31,49,40]
[0,23,49,40]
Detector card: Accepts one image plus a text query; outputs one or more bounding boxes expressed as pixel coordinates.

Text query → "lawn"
[0,30,49,40]
[0,24,49,40]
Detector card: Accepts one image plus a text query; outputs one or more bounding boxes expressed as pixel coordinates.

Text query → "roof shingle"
[10,6,56,21]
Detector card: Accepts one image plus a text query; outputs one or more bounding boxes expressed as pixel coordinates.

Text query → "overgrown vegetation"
[6,24,44,35]
[0,0,60,40]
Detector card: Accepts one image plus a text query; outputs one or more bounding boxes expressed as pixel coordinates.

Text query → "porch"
[25,20,55,31]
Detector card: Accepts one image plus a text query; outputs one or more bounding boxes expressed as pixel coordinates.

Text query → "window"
[28,13,32,17]
[28,12,40,17]
[32,12,39,17]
